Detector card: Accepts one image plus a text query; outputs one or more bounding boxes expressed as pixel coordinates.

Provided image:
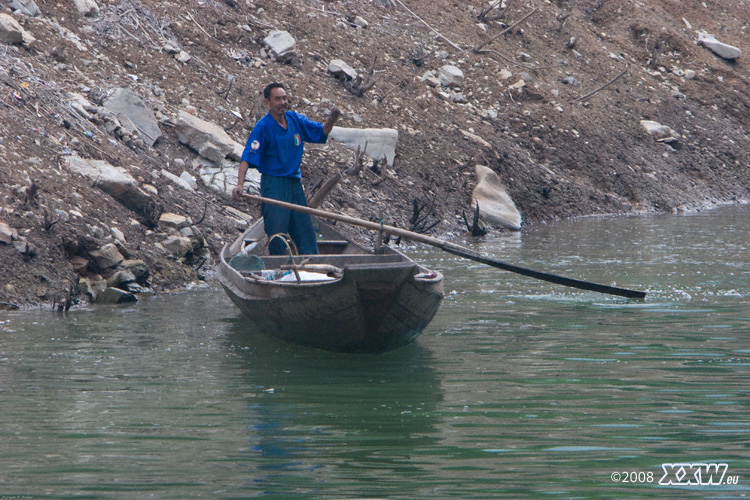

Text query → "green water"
[1,206,748,498]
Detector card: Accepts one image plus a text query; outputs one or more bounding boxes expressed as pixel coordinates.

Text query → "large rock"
[421,70,441,88]
[102,88,162,147]
[471,165,522,231]
[264,30,297,62]
[175,110,239,163]
[698,32,741,60]
[0,222,18,244]
[79,277,106,299]
[328,127,399,167]
[161,235,194,258]
[66,157,155,217]
[72,0,99,17]
[328,59,358,81]
[70,255,89,274]
[199,159,261,196]
[159,212,187,228]
[8,0,41,16]
[96,287,137,304]
[89,243,125,270]
[160,169,195,192]
[107,270,136,289]
[438,65,465,88]
[180,226,208,253]
[118,259,150,284]
[0,13,35,45]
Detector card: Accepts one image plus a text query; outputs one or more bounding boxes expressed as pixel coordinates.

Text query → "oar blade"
[440,243,646,299]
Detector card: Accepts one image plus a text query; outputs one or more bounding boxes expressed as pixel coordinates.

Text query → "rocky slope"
[1,0,748,309]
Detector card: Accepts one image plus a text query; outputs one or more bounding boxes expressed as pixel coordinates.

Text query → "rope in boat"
[265,233,301,283]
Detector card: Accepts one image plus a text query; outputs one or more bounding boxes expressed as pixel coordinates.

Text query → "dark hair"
[263,82,285,99]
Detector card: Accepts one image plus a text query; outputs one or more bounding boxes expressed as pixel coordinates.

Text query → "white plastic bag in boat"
[277,271,336,282]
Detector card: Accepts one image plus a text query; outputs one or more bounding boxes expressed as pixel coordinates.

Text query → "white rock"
[509,79,526,91]
[8,0,41,17]
[438,65,465,88]
[161,236,194,258]
[328,59,358,81]
[72,0,99,17]
[698,32,741,60]
[175,51,191,63]
[199,159,261,196]
[421,70,440,88]
[179,171,198,190]
[640,120,679,143]
[264,30,297,62]
[471,165,522,230]
[0,13,35,45]
[159,212,187,228]
[160,169,195,192]
[462,130,491,148]
[175,110,239,163]
[89,243,124,269]
[66,157,155,217]
[0,222,18,244]
[110,227,126,243]
[102,88,162,147]
[353,16,368,28]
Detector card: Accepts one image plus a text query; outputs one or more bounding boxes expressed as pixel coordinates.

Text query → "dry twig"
[573,69,628,102]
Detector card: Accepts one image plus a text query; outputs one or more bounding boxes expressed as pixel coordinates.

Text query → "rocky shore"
[1,0,748,310]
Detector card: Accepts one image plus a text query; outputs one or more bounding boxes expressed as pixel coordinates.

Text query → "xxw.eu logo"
[659,463,736,486]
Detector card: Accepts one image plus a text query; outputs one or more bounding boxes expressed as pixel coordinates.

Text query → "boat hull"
[218,221,443,353]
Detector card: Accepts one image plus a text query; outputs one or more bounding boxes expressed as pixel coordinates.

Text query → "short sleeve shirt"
[241,111,327,178]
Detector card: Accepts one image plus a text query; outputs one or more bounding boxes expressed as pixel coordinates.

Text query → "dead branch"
[475,47,518,67]
[374,83,400,103]
[409,198,441,234]
[307,172,343,209]
[478,0,501,22]
[342,56,377,97]
[345,143,367,175]
[410,39,426,67]
[24,180,39,207]
[462,202,487,236]
[573,69,628,103]
[371,159,389,186]
[473,8,538,53]
[41,205,61,232]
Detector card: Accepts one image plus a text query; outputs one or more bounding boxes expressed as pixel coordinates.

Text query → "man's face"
[265,87,288,117]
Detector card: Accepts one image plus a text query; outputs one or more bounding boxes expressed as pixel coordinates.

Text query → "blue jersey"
[241,111,327,178]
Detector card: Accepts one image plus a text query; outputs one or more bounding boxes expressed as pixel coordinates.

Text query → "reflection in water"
[225,319,442,496]
[1,205,749,498]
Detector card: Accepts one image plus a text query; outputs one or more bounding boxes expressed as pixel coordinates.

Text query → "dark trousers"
[260,174,319,255]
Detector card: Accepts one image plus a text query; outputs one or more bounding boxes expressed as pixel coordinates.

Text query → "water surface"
[1,205,748,498]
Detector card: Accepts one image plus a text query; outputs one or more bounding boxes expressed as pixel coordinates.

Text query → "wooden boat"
[218,217,444,353]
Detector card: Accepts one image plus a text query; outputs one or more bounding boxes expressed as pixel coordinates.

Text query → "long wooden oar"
[243,194,647,299]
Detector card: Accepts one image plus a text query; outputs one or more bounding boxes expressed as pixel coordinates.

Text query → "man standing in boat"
[232,82,341,255]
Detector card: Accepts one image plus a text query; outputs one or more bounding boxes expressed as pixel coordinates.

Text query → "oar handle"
[241,193,647,299]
